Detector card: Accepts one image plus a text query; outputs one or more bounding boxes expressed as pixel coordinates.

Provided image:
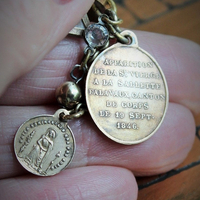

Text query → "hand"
[0,1,200,199]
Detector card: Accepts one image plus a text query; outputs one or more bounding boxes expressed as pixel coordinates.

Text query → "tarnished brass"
[56,82,82,109]
[85,30,168,145]
[93,0,117,16]
[59,103,86,121]
[14,0,170,179]
[69,14,90,36]
[104,21,129,44]
[69,0,120,36]
[101,14,123,25]
[14,109,75,176]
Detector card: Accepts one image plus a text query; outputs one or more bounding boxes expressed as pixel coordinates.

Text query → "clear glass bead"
[85,24,109,48]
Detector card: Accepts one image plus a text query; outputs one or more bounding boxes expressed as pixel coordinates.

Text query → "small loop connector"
[81,47,96,71]
[100,14,123,26]
[119,30,138,46]
[93,0,117,17]
[70,64,87,84]
[105,23,129,44]
[93,2,127,44]
[116,33,130,44]
[84,46,96,56]
[80,48,92,71]
[59,104,87,121]
[59,110,85,121]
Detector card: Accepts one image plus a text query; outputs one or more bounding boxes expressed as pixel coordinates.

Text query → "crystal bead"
[85,24,109,48]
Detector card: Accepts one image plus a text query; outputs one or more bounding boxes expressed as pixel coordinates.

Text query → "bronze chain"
[63,0,129,120]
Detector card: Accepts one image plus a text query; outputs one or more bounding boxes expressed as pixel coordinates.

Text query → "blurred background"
[114,0,200,199]
[116,0,200,44]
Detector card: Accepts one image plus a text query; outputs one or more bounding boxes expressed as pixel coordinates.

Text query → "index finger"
[137,31,200,116]
[1,31,200,115]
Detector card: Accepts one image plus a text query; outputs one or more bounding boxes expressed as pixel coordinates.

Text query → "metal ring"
[84,47,96,57]
[75,103,83,113]
[69,110,85,119]
[81,48,92,71]
[107,0,117,13]
[106,9,118,21]
[105,23,129,44]
[70,64,87,84]
[105,9,122,33]
[88,50,100,64]
[59,109,85,121]
[93,0,117,17]
[101,14,123,25]
[115,32,130,44]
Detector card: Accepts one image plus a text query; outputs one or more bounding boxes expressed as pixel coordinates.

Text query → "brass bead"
[56,82,82,109]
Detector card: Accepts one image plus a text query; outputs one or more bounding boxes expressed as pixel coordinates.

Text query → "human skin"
[0,0,200,199]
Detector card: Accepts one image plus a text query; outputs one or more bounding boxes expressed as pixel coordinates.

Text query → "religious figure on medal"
[24,128,57,174]
[14,111,75,176]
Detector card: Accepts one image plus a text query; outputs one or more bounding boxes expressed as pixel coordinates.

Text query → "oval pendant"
[14,109,75,176]
[86,30,168,145]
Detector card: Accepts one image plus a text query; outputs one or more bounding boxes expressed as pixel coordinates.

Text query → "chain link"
[70,48,99,84]
[70,0,128,85]
[93,0,117,16]
[59,103,87,121]
[67,0,128,120]
[94,0,129,44]
[70,64,86,84]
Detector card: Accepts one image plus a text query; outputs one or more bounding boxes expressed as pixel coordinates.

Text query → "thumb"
[0,0,93,95]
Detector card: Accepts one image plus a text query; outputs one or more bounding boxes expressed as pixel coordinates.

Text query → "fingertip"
[0,0,94,96]
[54,0,73,5]
[136,31,200,115]
[133,103,196,176]
[64,166,138,200]
[0,166,138,200]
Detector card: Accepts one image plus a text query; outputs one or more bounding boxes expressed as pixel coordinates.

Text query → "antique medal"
[14,109,75,176]
[85,30,168,144]
[14,0,169,176]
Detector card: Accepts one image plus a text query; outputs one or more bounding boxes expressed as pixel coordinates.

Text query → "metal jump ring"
[93,0,117,17]
[101,14,123,25]
[70,64,87,84]
[59,109,85,121]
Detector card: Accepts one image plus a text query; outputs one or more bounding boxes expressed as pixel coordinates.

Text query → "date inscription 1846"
[86,31,168,145]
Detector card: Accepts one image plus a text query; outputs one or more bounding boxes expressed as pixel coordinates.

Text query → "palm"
[0,1,200,199]
[0,34,199,199]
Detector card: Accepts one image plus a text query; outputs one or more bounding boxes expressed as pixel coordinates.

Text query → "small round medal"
[85,30,168,145]
[14,109,75,176]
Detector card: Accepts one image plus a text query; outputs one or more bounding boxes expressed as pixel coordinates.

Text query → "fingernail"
[54,0,73,5]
